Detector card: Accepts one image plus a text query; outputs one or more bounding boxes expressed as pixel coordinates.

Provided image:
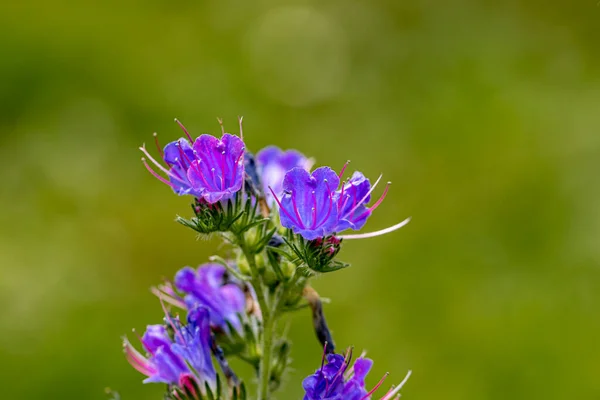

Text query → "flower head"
[256,146,311,204]
[271,167,340,240]
[303,349,411,400]
[174,263,247,333]
[140,120,245,204]
[271,164,392,240]
[124,307,216,391]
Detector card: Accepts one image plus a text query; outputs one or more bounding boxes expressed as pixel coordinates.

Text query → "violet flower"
[271,164,393,240]
[174,264,247,333]
[270,167,340,240]
[256,146,311,204]
[303,350,411,400]
[124,307,216,390]
[140,120,245,204]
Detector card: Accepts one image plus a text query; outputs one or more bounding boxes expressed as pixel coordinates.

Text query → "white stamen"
[338,217,411,240]
[381,370,412,400]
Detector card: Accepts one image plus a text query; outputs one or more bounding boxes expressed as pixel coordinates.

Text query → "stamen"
[140,145,188,186]
[158,295,186,346]
[231,148,245,184]
[123,337,156,376]
[338,160,350,180]
[368,182,391,212]
[217,117,225,135]
[346,174,383,218]
[338,181,346,213]
[338,217,411,240]
[380,370,412,400]
[352,181,390,223]
[268,187,303,227]
[291,194,306,229]
[238,116,244,141]
[315,181,334,228]
[360,372,389,400]
[153,133,163,156]
[150,286,186,309]
[174,118,194,143]
[311,191,318,229]
[320,342,328,372]
[141,158,174,188]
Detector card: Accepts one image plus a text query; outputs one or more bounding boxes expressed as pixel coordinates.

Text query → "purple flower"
[303,350,411,400]
[271,165,391,240]
[256,146,311,204]
[271,167,340,240]
[140,120,245,204]
[174,263,247,333]
[124,307,216,390]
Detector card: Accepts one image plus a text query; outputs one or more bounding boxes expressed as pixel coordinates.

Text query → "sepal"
[278,231,350,275]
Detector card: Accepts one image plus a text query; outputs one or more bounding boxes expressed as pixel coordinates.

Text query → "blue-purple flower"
[124,307,216,391]
[174,263,247,333]
[140,121,245,204]
[256,146,311,204]
[271,167,340,240]
[303,351,410,400]
[271,165,390,240]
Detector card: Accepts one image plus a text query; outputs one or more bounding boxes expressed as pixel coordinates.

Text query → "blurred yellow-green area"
[1,0,599,399]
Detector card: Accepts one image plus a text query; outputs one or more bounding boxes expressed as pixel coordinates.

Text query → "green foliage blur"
[1,0,599,399]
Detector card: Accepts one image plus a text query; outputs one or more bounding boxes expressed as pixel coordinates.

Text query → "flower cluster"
[123,119,410,400]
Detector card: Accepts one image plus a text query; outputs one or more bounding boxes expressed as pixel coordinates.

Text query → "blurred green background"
[1,0,599,399]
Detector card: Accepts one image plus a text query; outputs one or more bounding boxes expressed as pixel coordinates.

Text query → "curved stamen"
[141,158,174,188]
[338,160,350,180]
[345,174,383,218]
[311,191,318,229]
[268,187,303,228]
[174,118,194,144]
[337,181,346,213]
[231,148,245,185]
[153,133,163,156]
[352,181,390,223]
[238,116,244,141]
[217,117,225,135]
[291,193,306,229]
[360,372,389,400]
[140,145,188,186]
[338,217,411,240]
[380,370,412,400]
[315,181,334,228]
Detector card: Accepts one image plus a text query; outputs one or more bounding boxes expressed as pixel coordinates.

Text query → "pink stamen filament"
[291,194,306,229]
[269,187,303,228]
[360,372,389,400]
[232,149,244,184]
[311,191,318,229]
[192,158,211,188]
[315,181,334,228]
[159,295,186,346]
[353,181,390,223]
[220,150,228,188]
[337,181,346,213]
[153,133,163,156]
[380,370,412,400]
[140,145,188,186]
[124,338,156,375]
[175,118,194,143]
[345,174,383,218]
[338,160,350,180]
[142,158,174,188]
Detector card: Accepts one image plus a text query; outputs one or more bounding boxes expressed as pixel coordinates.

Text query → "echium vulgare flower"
[123,307,216,391]
[255,146,312,204]
[303,349,411,400]
[174,263,248,333]
[140,120,245,203]
[270,164,392,240]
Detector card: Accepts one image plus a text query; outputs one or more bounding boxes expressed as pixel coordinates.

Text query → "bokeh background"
[1,0,599,399]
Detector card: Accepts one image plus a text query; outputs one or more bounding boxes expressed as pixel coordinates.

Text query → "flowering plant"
[121,118,411,399]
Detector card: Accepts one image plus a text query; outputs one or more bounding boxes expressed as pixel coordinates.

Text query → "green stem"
[238,235,276,400]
